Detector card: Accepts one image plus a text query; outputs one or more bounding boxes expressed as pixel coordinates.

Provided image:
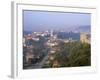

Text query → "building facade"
[80,32,90,44]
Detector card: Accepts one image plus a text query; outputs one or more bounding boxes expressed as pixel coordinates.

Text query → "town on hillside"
[23,30,91,69]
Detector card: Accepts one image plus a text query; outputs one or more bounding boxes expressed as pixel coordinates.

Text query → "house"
[25,52,34,64]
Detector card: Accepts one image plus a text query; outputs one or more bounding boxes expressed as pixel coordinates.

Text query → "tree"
[50,41,91,67]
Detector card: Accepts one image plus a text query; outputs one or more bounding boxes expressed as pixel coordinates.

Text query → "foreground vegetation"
[43,41,91,68]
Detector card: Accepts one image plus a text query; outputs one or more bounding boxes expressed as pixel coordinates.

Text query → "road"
[26,52,50,69]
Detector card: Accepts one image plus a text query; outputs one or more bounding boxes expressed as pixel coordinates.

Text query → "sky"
[23,10,91,32]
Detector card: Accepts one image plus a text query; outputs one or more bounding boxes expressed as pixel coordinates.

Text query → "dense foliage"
[47,41,91,67]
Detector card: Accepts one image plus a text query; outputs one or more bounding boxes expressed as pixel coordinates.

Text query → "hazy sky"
[23,10,91,32]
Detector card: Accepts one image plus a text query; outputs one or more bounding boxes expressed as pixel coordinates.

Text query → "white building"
[32,37,39,41]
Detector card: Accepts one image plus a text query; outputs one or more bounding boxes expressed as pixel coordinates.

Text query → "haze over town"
[23,10,91,32]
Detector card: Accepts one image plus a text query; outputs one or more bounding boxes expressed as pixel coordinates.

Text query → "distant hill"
[23,31,32,35]
[62,25,91,33]
[75,25,91,33]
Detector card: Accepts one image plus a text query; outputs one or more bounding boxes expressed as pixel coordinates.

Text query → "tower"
[50,30,53,37]
[80,32,90,44]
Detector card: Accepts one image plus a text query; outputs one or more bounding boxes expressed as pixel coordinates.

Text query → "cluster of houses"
[23,30,91,68]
